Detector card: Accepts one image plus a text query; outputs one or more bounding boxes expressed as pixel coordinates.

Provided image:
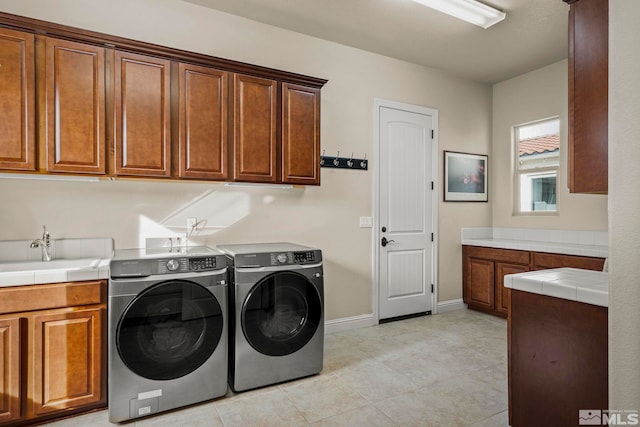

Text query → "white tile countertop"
[504,268,608,307]
[0,238,113,287]
[461,227,608,258]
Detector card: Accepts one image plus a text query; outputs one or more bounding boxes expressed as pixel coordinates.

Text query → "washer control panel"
[269,251,317,266]
[156,256,218,274]
[189,256,217,271]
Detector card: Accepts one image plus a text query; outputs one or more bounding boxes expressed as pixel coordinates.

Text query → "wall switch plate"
[359,216,373,228]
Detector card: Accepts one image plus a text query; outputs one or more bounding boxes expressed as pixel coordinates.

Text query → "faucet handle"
[42,226,50,243]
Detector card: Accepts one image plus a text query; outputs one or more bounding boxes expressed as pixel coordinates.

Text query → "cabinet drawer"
[0,280,105,315]
[533,252,605,271]
[463,245,530,265]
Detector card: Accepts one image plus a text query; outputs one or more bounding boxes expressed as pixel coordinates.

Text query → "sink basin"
[0,258,101,273]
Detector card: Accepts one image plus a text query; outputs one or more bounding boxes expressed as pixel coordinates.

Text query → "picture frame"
[444,151,488,202]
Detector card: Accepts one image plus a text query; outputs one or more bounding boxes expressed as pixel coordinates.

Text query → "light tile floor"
[48,309,508,427]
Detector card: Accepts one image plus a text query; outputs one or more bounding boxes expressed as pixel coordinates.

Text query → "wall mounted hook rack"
[320,151,368,170]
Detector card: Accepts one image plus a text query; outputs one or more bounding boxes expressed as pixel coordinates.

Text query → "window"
[514,118,560,214]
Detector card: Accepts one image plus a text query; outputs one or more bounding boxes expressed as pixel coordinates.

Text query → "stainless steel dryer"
[217,242,324,392]
[108,247,228,423]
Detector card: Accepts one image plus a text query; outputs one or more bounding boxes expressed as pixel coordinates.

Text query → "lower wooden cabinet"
[509,289,607,426]
[0,280,106,426]
[0,317,21,424]
[463,245,605,317]
[463,246,530,317]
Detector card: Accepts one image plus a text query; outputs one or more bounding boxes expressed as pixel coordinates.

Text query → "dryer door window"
[242,271,322,356]
[116,280,223,380]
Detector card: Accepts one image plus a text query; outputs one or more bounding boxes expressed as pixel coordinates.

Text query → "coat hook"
[360,153,367,169]
[347,152,354,168]
[333,150,340,166]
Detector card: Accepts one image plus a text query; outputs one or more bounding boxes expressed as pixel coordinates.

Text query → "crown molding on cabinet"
[0,11,327,89]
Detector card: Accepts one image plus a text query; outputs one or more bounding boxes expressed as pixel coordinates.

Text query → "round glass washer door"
[242,271,322,356]
[117,280,223,380]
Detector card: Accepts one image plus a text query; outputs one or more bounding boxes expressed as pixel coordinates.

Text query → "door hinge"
[431,233,434,242]
[431,130,434,139]
[431,284,434,293]
[431,181,434,190]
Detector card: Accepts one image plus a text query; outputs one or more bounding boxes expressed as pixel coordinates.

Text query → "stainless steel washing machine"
[108,247,228,423]
[217,242,324,392]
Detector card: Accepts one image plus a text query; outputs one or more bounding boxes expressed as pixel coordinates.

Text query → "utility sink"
[0,258,101,273]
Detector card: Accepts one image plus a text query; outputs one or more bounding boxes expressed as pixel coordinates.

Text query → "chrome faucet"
[30,226,52,261]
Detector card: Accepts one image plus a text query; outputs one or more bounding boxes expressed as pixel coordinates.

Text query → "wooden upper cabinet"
[44,37,106,174]
[175,63,228,180]
[114,51,171,177]
[566,0,608,193]
[232,74,277,183]
[282,83,320,185]
[0,317,21,424]
[0,27,35,171]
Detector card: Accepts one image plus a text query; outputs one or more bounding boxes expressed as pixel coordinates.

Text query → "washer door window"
[117,280,223,380]
[242,271,321,356]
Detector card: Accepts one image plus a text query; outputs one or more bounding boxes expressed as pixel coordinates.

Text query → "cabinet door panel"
[465,258,494,310]
[233,74,277,182]
[568,0,608,193]
[114,51,171,177]
[177,63,228,180]
[31,308,103,416]
[282,83,320,185]
[45,38,105,174]
[495,262,529,316]
[0,317,21,424]
[0,28,35,171]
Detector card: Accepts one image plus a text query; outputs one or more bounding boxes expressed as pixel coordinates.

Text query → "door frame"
[372,98,439,323]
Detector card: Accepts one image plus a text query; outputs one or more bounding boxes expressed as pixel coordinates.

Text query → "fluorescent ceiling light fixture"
[411,0,506,29]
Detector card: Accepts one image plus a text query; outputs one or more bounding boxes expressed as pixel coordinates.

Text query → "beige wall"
[492,60,607,231]
[609,0,640,409]
[0,0,492,318]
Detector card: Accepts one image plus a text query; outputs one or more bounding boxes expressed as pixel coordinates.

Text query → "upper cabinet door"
[0,28,35,171]
[44,38,106,174]
[114,51,171,177]
[232,74,277,183]
[176,63,228,180]
[567,0,608,193]
[281,83,320,185]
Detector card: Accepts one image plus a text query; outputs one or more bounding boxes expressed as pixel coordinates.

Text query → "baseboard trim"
[324,313,376,334]
[437,299,466,313]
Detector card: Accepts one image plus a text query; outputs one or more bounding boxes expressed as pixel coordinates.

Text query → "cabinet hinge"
[431,284,434,293]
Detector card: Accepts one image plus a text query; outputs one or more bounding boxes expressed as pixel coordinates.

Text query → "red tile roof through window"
[519,134,559,156]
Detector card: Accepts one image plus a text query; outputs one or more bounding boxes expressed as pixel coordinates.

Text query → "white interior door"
[378,103,436,320]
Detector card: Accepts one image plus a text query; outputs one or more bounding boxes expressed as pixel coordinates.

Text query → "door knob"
[381,237,395,247]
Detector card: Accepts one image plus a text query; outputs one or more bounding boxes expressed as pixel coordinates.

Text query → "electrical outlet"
[187,217,197,232]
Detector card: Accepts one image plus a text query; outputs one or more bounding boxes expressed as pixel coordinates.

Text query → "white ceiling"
[182,0,569,84]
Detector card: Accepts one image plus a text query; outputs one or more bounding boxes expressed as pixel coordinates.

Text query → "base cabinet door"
[31,308,103,416]
[0,317,21,424]
[0,28,36,171]
[464,257,495,311]
[495,262,530,316]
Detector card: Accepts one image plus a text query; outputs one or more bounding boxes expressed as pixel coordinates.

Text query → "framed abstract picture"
[444,151,488,202]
